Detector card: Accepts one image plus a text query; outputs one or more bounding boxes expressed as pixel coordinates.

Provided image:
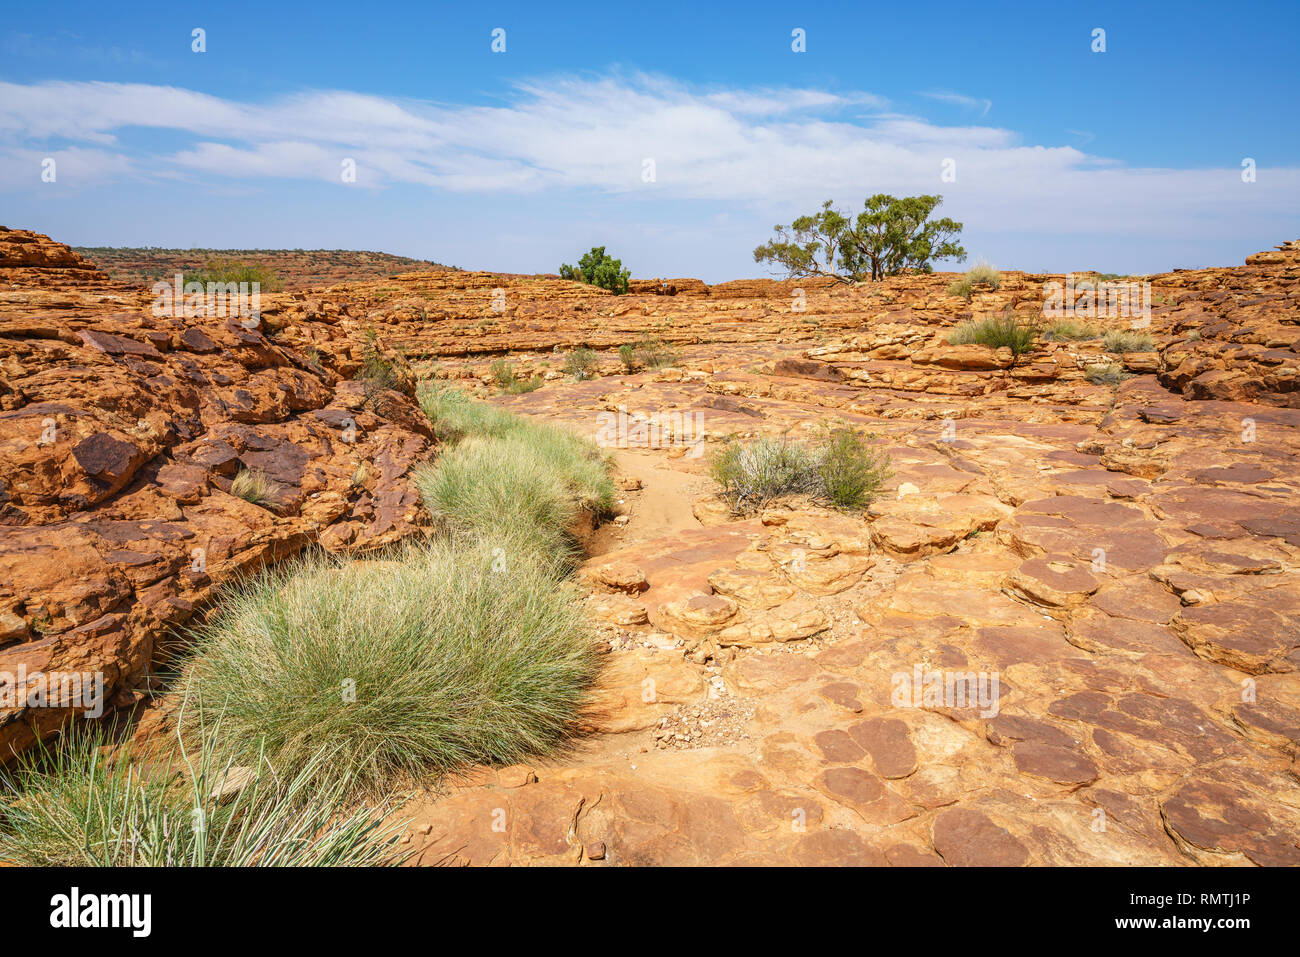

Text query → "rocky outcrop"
[0,228,433,758]
[1,227,108,287]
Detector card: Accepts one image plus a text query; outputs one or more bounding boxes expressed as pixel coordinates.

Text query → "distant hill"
[73,246,458,292]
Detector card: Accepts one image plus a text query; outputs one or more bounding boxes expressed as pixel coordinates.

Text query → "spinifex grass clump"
[946,262,1001,300]
[712,426,891,514]
[1102,329,1155,353]
[417,382,520,444]
[617,338,679,372]
[179,535,599,796]
[415,419,614,559]
[947,315,1036,355]
[230,468,276,509]
[1041,319,1101,341]
[1085,361,1130,385]
[0,723,405,866]
[177,389,612,799]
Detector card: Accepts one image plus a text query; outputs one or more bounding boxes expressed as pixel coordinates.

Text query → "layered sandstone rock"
[0,228,433,757]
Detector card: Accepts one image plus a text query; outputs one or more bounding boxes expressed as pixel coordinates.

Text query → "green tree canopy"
[755,195,966,282]
[559,246,631,295]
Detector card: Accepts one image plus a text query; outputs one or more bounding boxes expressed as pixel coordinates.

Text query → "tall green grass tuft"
[0,723,406,866]
[947,315,1036,355]
[415,425,613,558]
[946,262,1001,300]
[179,536,599,796]
[418,382,520,444]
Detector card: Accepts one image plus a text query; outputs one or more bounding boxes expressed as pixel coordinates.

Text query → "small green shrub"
[711,429,891,514]
[947,315,1036,355]
[488,359,542,394]
[1085,361,1129,385]
[618,344,637,372]
[816,426,893,509]
[230,468,276,509]
[711,436,817,513]
[356,331,406,411]
[619,338,678,371]
[1041,319,1101,341]
[563,347,599,381]
[1103,329,1154,353]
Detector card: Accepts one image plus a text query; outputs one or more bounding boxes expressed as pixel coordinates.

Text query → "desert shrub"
[182,258,283,292]
[1085,361,1129,385]
[563,347,599,381]
[946,262,1001,300]
[712,436,817,513]
[618,344,637,372]
[629,335,681,366]
[356,331,407,411]
[0,725,405,866]
[230,468,276,509]
[1041,319,1101,341]
[947,315,1036,355]
[559,246,630,295]
[712,429,890,514]
[179,535,599,796]
[816,426,893,509]
[1102,329,1154,353]
[488,359,542,394]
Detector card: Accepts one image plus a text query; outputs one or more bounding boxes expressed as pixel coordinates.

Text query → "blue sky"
[2,0,1297,280]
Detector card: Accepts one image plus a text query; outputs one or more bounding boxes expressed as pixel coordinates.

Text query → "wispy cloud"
[917,90,992,117]
[0,74,1293,243]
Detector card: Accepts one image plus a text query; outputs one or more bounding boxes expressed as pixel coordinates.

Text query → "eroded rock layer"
[0,228,432,756]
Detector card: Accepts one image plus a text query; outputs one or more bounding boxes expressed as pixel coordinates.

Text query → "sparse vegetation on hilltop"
[946,262,1001,301]
[74,246,455,290]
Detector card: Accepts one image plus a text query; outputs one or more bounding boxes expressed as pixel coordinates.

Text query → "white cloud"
[0,74,1293,246]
